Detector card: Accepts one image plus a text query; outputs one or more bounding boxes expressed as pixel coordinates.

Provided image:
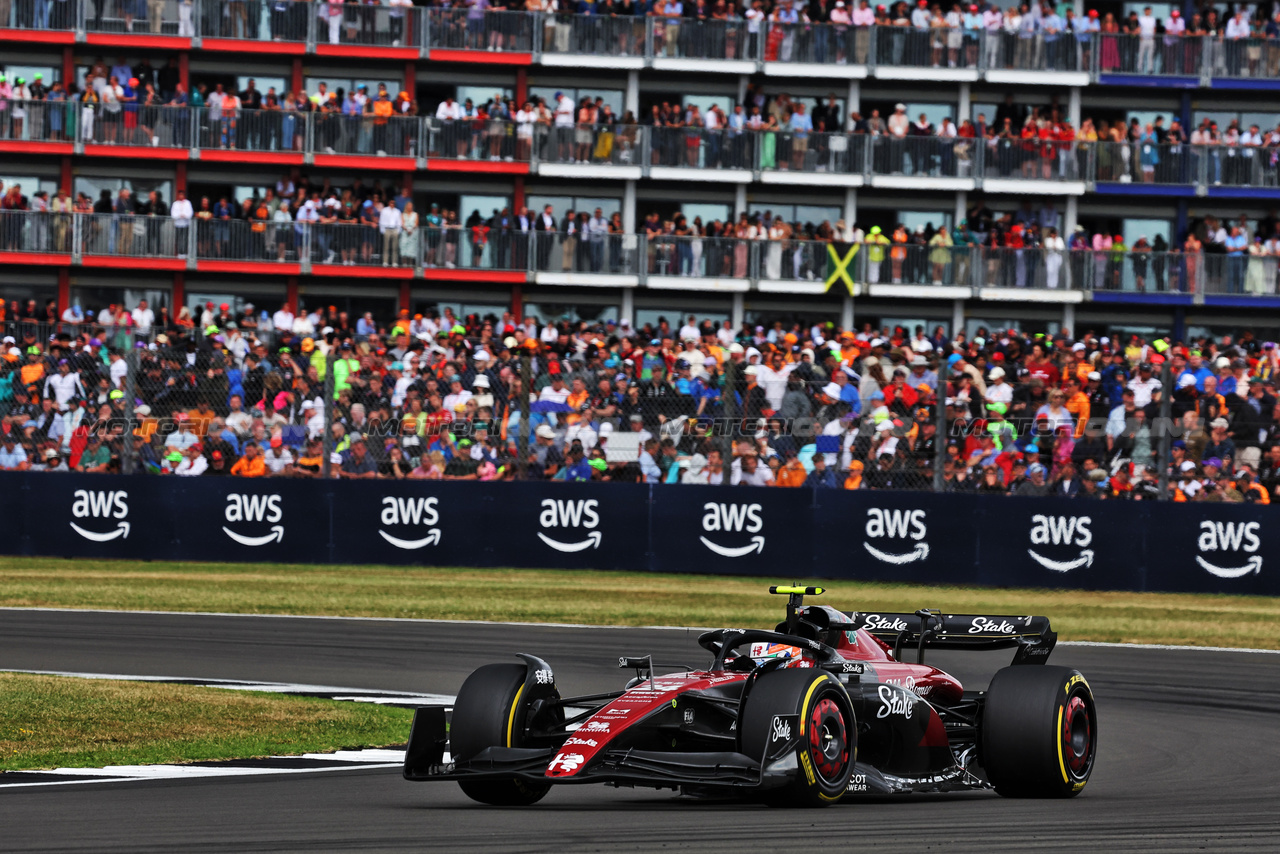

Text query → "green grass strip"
[0,672,413,772]
[3,557,1280,649]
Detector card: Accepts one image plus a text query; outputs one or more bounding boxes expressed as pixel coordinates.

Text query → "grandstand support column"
[623,180,637,233]
[737,74,749,107]
[731,292,745,331]
[1061,302,1075,336]
[62,48,74,93]
[179,52,189,92]
[286,275,299,314]
[511,280,523,320]
[1064,195,1078,237]
[172,272,184,313]
[957,83,970,126]
[951,299,964,337]
[734,185,747,218]
[514,176,525,213]
[57,269,70,319]
[954,191,966,227]
[400,280,411,316]
[291,59,304,100]
[515,68,527,108]
[620,287,634,328]
[176,163,187,195]
[60,156,72,195]
[843,188,857,226]
[841,296,853,332]
[626,71,640,117]
[1068,86,1081,128]
[406,62,417,99]
[847,80,860,116]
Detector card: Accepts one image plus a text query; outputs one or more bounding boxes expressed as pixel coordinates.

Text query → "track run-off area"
[1,608,1276,853]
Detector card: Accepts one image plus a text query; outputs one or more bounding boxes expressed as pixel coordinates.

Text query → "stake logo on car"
[70,489,130,541]
[222,493,284,546]
[862,508,929,564]
[378,496,441,550]
[537,498,601,552]
[1027,514,1093,572]
[1196,520,1263,578]
[699,502,765,557]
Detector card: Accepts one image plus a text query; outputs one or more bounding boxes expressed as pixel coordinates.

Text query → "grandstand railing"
[0,104,1276,193]
[3,208,1277,298]
[4,9,1280,85]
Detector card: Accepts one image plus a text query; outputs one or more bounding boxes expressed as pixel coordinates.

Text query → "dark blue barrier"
[2,472,1276,595]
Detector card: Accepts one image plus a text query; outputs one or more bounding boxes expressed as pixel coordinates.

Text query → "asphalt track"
[1,609,1278,853]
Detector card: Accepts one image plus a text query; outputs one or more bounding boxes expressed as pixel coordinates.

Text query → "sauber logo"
[863,508,929,564]
[1027,514,1093,572]
[699,502,765,557]
[378,496,441,550]
[537,499,601,552]
[1197,520,1263,578]
[70,489,130,541]
[222,494,284,546]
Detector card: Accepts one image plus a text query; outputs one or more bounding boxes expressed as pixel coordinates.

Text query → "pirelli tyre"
[981,665,1097,798]
[450,663,551,806]
[740,668,855,807]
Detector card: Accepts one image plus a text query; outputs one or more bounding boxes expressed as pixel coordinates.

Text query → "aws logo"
[223,494,284,546]
[863,508,928,564]
[537,499,601,552]
[70,489,130,541]
[378,496,441,550]
[700,502,764,557]
[1027,514,1092,572]
[1196,521,1262,578]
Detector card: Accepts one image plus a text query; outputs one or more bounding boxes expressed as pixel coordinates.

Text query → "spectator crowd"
[0,299,1278,504]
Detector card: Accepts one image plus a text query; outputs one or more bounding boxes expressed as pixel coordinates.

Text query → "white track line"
[5,606,1279,655]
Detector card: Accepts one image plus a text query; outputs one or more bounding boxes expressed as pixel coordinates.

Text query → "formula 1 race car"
[404,587,1096,807]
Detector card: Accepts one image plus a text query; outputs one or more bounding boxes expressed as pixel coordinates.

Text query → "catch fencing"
[3,471,1275,595]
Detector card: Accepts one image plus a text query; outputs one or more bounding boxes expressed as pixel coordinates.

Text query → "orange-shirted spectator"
[230,442,267,477]
[773,450,808,487]
[565,377,590,426]
[20,350,45,387]
[1064,376,1091,438]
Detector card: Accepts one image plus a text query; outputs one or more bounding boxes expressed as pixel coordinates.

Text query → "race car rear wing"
[843,610,1057,665]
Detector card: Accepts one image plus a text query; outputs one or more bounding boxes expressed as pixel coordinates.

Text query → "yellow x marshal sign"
[825,242,859,295]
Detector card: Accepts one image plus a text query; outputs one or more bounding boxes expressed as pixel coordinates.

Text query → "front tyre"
[740,669,855,807]
[982,665,1097,798]
[450,663,551,806]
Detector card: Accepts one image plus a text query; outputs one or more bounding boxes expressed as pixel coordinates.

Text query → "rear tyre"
[450,663,551,806]
[982,665,1097,798]
[740,669,855,807]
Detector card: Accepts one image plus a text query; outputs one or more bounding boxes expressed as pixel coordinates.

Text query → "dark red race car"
[404,586,1097,807]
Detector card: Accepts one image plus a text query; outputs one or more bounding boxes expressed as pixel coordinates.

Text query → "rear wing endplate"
[844,610,1056,665]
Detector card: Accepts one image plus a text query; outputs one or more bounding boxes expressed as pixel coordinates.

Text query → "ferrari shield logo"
[825,242,859,295]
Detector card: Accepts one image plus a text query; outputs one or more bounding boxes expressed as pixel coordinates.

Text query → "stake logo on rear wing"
[844,609,1057,665]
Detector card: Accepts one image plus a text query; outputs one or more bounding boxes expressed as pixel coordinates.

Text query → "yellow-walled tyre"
[451,663,551,806]
[982,665,1097,798]
[740,668,855,807]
